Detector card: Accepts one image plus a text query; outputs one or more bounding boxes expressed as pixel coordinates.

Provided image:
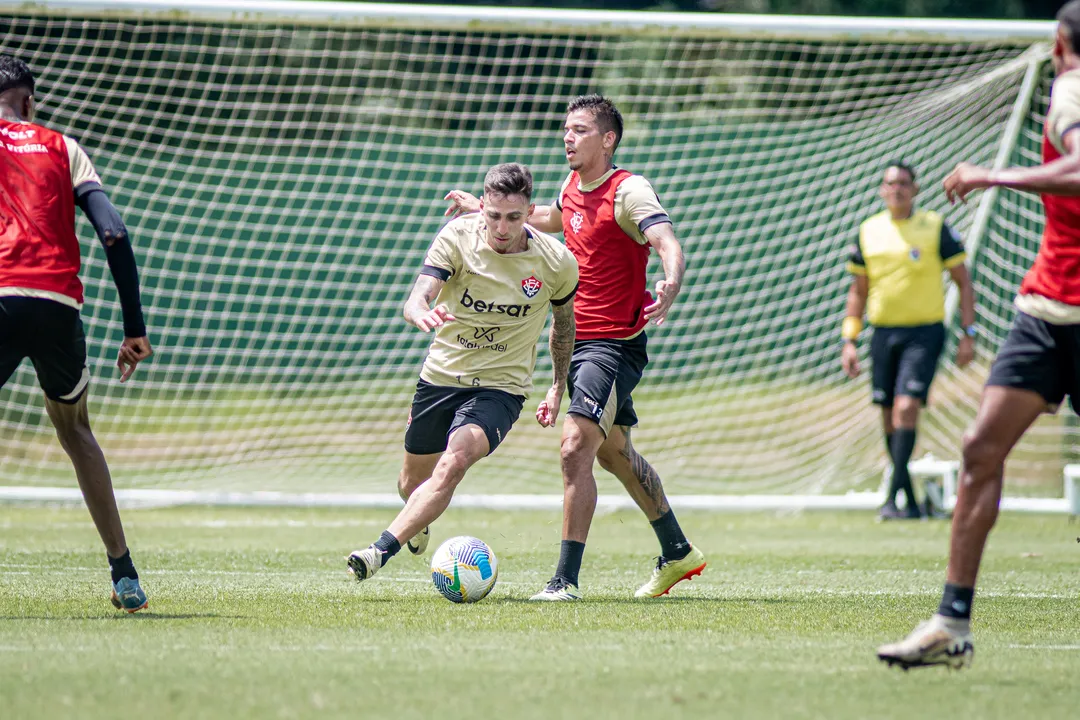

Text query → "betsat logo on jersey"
[521,275,542,299]
[459,287,534,317]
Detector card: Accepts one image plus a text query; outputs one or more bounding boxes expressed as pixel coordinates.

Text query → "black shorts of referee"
[869,322,945,407]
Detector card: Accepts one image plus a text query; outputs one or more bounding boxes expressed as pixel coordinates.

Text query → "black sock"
[108,550,138,584]
[938,583,974,619]
[650,509,691,560]
[884,431,896,504]
[891,428,918,510]
[373,530,402,562]
[554,540,585,587]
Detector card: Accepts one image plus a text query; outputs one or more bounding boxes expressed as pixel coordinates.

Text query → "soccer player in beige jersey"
[347,163,578,583]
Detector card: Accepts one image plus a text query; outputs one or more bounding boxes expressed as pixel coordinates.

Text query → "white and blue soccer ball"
[430,536,498,603]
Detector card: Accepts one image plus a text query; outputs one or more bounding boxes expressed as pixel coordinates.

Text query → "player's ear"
[527,203,535,219]
[24,94,35,123]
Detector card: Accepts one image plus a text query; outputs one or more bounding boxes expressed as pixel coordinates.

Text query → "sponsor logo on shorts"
[582,394,604,420]
[872,389,887,403]
[521,275,543,299]
[496,428,502,443]
[905,380,926,393]
[405,410,413,431]
[570,211,584,234]
[460,287,533,317]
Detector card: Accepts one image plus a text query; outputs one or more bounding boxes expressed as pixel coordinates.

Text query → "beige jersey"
[556,167,670,244]
[419,214,579,395]
[1016,68,1080,324]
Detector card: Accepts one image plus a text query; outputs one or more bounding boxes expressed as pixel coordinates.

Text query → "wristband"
[963,324,977,338]
[841,316,863,341]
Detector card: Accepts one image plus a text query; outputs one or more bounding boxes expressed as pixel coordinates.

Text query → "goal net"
[0,2,1065,503]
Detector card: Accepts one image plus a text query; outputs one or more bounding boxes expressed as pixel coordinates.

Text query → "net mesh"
[0,10,1062,496]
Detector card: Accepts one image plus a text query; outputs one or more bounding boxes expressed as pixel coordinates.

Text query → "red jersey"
[1018,132,1080,305]
[561,168,651,340]
[0,119,84,305]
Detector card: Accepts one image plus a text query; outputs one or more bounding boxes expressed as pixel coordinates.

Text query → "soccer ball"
[430,536,498,603]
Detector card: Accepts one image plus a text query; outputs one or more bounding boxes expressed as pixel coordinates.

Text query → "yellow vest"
[847,209,966,327]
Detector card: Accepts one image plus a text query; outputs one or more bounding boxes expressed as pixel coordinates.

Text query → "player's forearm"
[959,278,976,329]
[844,280,867,320]
[75,186,146,337]
[990,155,1080,196]
[402,274,443,327]
[528,204,563,234]
[549,307,575,389]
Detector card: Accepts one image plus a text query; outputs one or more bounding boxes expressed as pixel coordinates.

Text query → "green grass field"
[1,506,1077,719]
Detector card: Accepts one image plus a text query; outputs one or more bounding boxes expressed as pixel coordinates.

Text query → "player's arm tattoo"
[402,273,445,327]
[549,300,575,389]
[618,425,670,515]
[645,223,686,288]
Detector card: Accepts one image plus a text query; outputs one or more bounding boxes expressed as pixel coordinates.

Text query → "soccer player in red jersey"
[878,2,1080,669]
[0,56,153,612]
[447,95,705,600]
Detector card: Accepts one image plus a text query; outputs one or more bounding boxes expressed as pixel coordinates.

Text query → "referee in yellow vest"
[841,162,976,520]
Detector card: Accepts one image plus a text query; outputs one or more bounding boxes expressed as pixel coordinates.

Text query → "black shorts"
[0,296,90,403]
[404,379,524,456]
[567,333,648,436]
[987,311,1080,413]
[869,323,945,407]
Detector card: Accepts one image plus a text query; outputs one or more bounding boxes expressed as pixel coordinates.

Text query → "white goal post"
[0,1,1072,513]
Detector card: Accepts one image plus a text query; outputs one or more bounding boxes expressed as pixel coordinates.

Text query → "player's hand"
[644,280,681,326]
[413,305,455,332]
[840,341,860,379]
[944,162,993,205]
[956,335,975,368]
[535,385,564,427]
[444,190,481,218]
[117,336,152,383]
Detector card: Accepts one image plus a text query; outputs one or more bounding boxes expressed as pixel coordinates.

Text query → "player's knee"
[893,397,920,428]
[595,447,617,474]
[961,430,1004,478]
[560,431,594,471]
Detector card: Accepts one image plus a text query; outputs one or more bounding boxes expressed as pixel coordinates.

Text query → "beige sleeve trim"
[555,172,575,209]
[615,175,669,246]
[1048,71,1080,155]
[63,136,102,188]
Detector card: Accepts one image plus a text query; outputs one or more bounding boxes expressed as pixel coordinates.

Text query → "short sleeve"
[551,250,579,306]
[63,136,102,189]
[939,223,967,270]
[423,226,461,279]
[1048,71,1080,154]
[615,175,671,245]
[846,237,867,276]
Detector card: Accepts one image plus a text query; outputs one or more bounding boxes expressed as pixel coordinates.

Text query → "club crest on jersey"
[521,275,543,299]
[570,211,584,234]
[909,248,921,261]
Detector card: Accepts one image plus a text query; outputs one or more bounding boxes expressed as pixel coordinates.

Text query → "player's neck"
[888,206,914,221]
[577,160,614,186]
[0,105,23,123]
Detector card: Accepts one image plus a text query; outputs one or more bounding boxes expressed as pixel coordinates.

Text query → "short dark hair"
[567,94,624,152]
[484,162,533,202]
[884,161,916,183]
[0,55,34,96]
[1059,0,1080,55]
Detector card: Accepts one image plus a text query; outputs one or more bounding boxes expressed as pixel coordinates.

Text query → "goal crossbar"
[0,0,1058,41]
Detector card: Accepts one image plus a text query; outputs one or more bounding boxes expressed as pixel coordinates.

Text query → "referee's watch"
[963,324,978,338]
